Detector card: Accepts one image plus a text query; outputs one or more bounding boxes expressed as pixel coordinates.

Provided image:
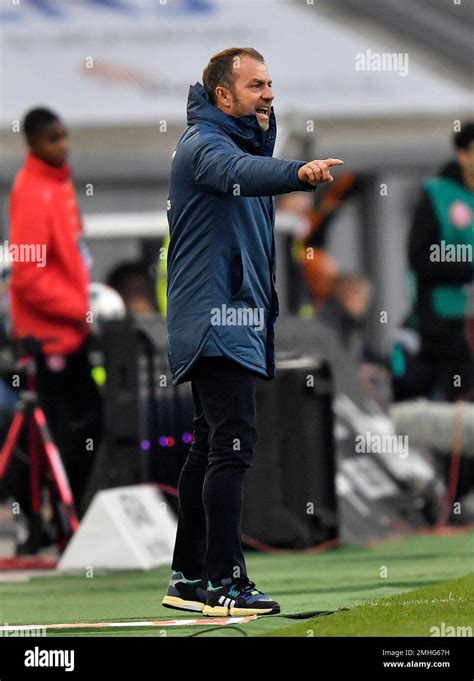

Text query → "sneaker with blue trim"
[203,576,280,617]
[161,571,208,613]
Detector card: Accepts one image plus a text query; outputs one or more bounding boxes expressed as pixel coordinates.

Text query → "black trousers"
[171,356,258,582]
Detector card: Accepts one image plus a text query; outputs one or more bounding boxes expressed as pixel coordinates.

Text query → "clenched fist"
[298,158,344,185]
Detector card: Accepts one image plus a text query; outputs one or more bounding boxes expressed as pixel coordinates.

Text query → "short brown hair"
[203,47,265,104]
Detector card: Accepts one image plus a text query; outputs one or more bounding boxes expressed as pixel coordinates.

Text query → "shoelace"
[236,577,260,595]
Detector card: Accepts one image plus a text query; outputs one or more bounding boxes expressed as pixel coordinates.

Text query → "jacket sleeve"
[192,135,317,196]
[408,190,473,285]
[9,194,88,323]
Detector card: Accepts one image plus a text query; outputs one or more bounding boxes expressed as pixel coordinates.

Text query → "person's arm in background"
[408,191,473,284]
[192,134,342,197]
[9,195,88,324]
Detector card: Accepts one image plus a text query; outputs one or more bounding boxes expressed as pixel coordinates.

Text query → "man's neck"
[31,151,64,169]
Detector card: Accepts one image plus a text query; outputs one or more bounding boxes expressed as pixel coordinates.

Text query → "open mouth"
[256,107,270,117]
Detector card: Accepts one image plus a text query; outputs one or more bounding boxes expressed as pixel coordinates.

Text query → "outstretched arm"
[192,135,343,197]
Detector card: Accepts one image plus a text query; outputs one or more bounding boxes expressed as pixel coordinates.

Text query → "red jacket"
[9,152,90,355]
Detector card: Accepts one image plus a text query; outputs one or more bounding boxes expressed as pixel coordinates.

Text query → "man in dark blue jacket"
[162,47,343,617]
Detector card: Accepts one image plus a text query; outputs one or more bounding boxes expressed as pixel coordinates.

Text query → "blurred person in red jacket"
[6,108,102,552]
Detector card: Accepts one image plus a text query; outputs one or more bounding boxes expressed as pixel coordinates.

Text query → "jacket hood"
[186,82,277,157]
[438,160,465,186]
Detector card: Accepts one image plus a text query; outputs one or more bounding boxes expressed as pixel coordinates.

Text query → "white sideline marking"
[0,616,258,632]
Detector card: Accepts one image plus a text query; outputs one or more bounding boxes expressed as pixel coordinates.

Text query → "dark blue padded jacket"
[166,82,315,385]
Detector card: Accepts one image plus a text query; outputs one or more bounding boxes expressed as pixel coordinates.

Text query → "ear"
[215,85,232,108]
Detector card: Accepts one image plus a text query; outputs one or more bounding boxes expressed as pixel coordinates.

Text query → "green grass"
[0,531,472,637]
[264,573,474,637]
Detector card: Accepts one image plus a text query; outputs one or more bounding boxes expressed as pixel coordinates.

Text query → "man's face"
[29,120,70,167]
[215,56,274,131]
[458,141,474,178]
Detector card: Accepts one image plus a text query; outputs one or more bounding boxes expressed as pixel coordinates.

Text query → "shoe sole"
[202,604,280,617]
[162,595,205,613]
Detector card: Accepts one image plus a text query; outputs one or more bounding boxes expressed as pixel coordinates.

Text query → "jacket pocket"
[230,250,250,301]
